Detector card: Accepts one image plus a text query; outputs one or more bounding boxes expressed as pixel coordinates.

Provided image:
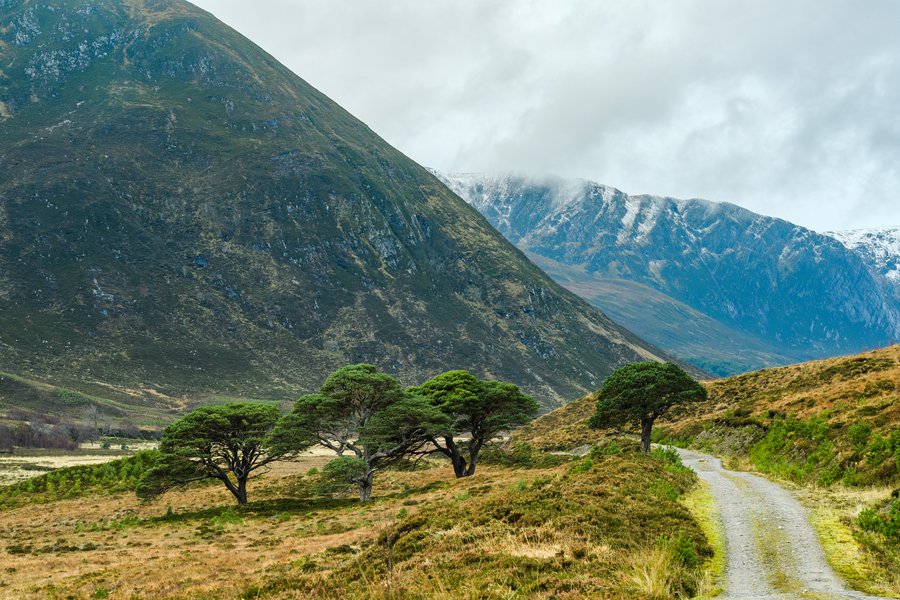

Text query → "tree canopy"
[588,362,706,452]
[277,364,450,500]
[411,370,538,477]
[137,403,303,504]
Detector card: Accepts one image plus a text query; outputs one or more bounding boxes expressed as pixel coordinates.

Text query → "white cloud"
[192,0,900,231]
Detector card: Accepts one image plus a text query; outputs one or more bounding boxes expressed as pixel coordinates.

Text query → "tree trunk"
[357,471,374,502]
[640,418,654,453]
[451,454,468,478]
[220,475,248,505]
[463,440,483,477]
[235,477,248,505]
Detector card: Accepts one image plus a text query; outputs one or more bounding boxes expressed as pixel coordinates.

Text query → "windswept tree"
[589,362,707,452]
[278,364,450,501]
[137,403,304,505]
[411,370,539,477]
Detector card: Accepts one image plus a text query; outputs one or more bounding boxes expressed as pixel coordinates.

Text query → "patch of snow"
[617,197,641,244]
[825,226,900,276]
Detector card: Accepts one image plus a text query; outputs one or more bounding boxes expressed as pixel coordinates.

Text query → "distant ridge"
[437,171,900,376]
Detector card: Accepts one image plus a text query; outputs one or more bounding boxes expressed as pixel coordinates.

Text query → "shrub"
[0,450,160,507]
[857,493,900,542]
[848,422,873,452]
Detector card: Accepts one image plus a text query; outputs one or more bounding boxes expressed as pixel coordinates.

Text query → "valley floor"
[677,448,891,599]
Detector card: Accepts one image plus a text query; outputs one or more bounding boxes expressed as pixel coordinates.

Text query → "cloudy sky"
[191,0,900,232]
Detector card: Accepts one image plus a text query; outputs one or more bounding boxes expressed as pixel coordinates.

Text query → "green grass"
[679,481,725,598]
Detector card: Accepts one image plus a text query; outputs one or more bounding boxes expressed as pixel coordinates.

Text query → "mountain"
[525,252,797,376]
[436,172,900,375]
[0,0,673,409]
[826,227,900,302]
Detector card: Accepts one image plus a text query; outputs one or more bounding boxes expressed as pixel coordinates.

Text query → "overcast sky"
[192,0,900,232]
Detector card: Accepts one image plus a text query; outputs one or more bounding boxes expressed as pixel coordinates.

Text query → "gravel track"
[676,448,889,600]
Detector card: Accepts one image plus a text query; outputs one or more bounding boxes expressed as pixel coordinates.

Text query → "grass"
[0,446,713,599]
[679,481,724,598]
[512,345,900,598]
[263,450,710,599]
[511,394,597,451]
[796,485,900,597]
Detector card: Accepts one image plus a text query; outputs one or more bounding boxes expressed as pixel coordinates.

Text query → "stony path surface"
[675,448,889,600]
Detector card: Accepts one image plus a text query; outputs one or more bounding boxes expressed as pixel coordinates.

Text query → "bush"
[748,415,840,484]
[478,443,566,469]
[858,493,900,542]
[848,422,873,452]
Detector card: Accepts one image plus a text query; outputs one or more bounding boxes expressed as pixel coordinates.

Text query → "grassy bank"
[0,445,713,599]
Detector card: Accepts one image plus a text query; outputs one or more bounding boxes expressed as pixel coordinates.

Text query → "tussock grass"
[624,540,709,600]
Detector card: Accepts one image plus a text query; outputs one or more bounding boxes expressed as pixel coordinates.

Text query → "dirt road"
[676,448,888,599]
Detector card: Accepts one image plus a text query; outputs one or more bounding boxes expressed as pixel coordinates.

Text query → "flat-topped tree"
[137,403,303,505]
[411,370,539,477]
[589,362,707,452]
[278,364,450,501]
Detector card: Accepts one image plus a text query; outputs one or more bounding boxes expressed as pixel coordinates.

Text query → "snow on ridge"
[618,196,641,243]
[825,227,900,255]
[825,227,900,282]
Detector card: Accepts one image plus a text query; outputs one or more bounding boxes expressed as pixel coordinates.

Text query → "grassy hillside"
[0,447,715,598]
[516,345,900,486]
[519,345,900,595]
[660,345,900,487]
[0,371,183,430]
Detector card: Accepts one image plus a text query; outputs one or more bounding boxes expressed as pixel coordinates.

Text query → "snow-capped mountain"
[435,171,900,375]
[826,228,900,300]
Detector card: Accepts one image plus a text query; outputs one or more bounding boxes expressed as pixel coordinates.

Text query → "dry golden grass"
[675,344,899,430]
[0,454,554,599]
[0,454,366,598]
[0,449,712,599]
[511,393,597,451]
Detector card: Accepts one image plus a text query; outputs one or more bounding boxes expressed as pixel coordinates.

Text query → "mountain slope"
[827,227,900,302]
[437,172,900,373]
[0,0,669,407]
[526,252,797,376]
